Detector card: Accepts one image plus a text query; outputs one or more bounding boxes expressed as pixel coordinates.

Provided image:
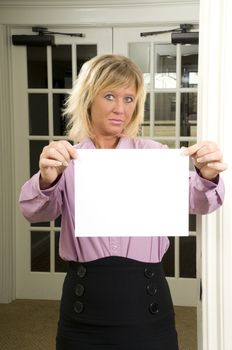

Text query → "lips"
[109,119,124,125]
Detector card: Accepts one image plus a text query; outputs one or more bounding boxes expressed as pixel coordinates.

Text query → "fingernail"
[63,161,69,167]
[181,148,189,156]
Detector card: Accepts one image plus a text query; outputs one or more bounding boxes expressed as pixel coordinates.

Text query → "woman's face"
[90,84,137,138]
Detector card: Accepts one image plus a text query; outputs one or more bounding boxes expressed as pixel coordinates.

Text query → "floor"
[0,300,197,349]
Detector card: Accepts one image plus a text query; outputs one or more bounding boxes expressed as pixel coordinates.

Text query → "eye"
[124,96,134,103]
[104,94,114,101]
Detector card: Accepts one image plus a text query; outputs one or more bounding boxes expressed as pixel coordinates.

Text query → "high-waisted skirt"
[56,256,179,350]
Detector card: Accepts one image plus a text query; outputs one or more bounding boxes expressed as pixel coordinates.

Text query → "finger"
[195,143,220,159]
[53,142,72,164]
[182,141,217,157]
[42,147,69,166]
[195,150,223,164]
[207,162,228,172]
[182,142,206,156]
[54,142,78,162]
[59,140,78,159]
[39,158,63,168]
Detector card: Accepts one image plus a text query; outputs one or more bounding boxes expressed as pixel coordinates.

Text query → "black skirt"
[56,256,179,350]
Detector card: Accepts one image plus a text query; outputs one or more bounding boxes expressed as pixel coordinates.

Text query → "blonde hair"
[63,54,146,143]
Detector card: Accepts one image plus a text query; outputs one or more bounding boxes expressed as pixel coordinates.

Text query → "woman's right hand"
[39,140,77,189]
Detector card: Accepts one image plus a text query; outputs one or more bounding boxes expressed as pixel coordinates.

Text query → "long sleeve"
[19,171,64,223]
[189,171,225,214]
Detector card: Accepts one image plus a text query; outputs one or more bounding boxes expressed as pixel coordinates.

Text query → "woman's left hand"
[183,141,227,180]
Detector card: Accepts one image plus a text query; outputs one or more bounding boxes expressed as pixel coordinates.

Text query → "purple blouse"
[19,137,225,263]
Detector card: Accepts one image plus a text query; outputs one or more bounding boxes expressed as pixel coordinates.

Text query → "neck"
[91,135,120,149]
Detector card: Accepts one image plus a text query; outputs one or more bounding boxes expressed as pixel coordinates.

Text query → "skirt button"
[149,302,159,314]
[75,283,85,297]
[144,267,155,278]
[74,301,84,314]
[77,265,87,278]
[146,284,157,296]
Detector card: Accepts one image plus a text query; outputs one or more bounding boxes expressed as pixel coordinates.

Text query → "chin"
[106,126,124,135]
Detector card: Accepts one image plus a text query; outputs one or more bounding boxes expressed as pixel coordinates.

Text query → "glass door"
[12,27,112,299]
[114,27,199,307]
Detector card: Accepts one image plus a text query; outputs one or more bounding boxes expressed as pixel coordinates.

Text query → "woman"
[19,54,226,350]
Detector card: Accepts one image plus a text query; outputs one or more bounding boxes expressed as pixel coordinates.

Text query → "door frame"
[11,24,199,305]
[0,24,16,304]
[197,0,232,348]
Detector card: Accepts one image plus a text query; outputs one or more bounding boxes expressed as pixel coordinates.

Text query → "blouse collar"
[80,136,131,149]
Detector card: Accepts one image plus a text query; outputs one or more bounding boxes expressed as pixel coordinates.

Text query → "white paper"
[74,149,189,237]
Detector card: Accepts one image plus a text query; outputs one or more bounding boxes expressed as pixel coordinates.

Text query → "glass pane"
[179,236,196,278]
[154,93,176,137]
[76,45,97,76]
[30,140,48,177]
[140,93,150,136]
[140,125,150,137]
[155,44,176,89]
[55,232,68,272]
[52,45,72,88]
[162,237,175,277]
[27,46,47,88]
[55,215,61,227]
[144,93,150,122]
[180,141,197,232]
[180,140,196,148]
[31,231,50,272]
[29,94,48,135]
[189,214,196,232]
[53,94,68,136]
[158,140,176,149]
[180,93,197,137]
[128,43,150,89]
[181,45,198,88]
[31,222,50,227]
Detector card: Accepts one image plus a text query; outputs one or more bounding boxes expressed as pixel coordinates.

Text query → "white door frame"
[198,0,232,349]
[0,24,16,304]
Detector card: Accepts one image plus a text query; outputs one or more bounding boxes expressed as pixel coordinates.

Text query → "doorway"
[13,26,199,308]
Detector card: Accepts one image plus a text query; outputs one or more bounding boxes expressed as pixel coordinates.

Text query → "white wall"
[0,0,199,26]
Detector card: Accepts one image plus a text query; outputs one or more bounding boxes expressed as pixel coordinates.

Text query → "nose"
[113,99,124,115]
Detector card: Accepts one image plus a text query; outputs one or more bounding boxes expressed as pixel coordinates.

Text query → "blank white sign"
[74,149,189,237]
